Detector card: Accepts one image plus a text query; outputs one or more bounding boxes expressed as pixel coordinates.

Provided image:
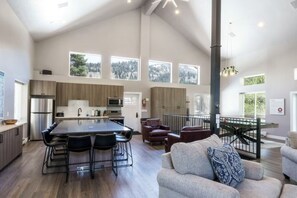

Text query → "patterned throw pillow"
[207,143,245,187]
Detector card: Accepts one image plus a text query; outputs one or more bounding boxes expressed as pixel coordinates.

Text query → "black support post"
[210,0,221,135]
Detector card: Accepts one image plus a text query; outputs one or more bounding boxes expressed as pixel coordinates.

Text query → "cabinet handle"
[15,128,19,136]
[0,134,3,143]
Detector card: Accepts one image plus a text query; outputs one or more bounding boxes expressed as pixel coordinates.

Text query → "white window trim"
[110,56,141,81]
[69,51,102,79]
[148,59,172,83]
[178,63,200,85]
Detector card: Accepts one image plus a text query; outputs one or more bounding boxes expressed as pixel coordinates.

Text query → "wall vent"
[291,0,297,9]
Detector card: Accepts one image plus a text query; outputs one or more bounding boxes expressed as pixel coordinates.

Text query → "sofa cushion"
[236,177,282,198]
[150,130,169,136]
[170,134,223,180]
[288,131,297,149]
[207,143,245,187]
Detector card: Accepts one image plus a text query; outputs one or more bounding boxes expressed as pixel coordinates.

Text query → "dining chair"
[66,135,92,182]
[116,128,133,167]
[41,129,67,175]
[92,134,118,177]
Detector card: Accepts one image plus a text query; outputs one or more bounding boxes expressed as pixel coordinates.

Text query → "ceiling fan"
[152,0,189,9]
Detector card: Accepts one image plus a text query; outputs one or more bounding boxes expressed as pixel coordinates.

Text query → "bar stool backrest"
[94,134,116,150]
[41,129,53,145]
[67,136,92,152]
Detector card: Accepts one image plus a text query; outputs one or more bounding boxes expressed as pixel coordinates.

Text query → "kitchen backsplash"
[56,100,107,117]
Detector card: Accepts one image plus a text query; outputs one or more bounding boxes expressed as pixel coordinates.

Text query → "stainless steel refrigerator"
[30,98,54,140]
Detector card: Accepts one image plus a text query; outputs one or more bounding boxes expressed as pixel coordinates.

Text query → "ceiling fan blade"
[162,0,169,8]
[152,0,162,4]
[172,0,178,7]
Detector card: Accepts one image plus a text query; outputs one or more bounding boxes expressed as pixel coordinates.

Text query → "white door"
[290,92,297,131]
[122,92,142,132]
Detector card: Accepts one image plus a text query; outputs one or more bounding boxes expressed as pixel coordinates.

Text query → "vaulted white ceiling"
[7,0,297,58]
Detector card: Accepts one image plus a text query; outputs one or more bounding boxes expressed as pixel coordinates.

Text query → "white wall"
[0,0,34,119]
[221,41,297,138]
[34,9,211,116]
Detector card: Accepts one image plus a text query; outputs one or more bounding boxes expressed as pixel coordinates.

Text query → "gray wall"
[33,9,211,117]
[221,41,297,138]
[0,0,34,119]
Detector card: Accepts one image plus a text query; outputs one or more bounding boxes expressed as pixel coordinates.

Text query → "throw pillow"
[207,143,245,187]
[288,131,297,149]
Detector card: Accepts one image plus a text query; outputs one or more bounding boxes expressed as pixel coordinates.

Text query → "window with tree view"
[111,56,139,80]
[148,60,171,83]
[241,92,266,119]
[179,64,200,85]
[69,52,101,78]
[244,74,265,86]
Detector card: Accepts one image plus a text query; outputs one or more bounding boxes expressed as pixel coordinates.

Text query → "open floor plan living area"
[1,0,297,197]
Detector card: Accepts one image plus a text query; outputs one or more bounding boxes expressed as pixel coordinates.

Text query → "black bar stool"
[41,129,67,175]
[116,128,133,167]
[92,134,118,177]
[66,135,92,182]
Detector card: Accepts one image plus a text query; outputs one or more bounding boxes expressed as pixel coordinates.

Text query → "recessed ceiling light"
[175,9,180,15]
[127,0,132,3]
[257,22,265,28]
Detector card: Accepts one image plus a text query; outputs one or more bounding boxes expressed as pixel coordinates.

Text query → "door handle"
[136,112,138,118]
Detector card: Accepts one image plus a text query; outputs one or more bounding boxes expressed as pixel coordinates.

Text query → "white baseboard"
[266,134,286,141]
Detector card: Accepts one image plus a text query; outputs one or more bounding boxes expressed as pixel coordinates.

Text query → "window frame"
[110,56,141,81]
[242,74,265,86]
[239,91,266,119]
[178,63,200,85]
[69,51,102,79]
[148,59,172,83]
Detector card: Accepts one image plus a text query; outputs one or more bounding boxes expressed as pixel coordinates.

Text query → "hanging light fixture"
[220,22,239,77]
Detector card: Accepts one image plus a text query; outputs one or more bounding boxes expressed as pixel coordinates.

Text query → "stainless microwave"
[107,98,123,107]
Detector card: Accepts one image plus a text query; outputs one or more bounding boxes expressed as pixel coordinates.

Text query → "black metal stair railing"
[163,114,262,159]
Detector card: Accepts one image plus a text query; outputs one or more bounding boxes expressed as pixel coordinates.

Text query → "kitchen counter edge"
[0,121,27,133]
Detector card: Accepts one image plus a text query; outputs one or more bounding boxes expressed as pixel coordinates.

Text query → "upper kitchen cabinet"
[56,82,124,107]
[30,80,56,96]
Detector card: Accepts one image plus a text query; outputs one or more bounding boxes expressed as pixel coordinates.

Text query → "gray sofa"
[281,144,297,182]
[157,134,283,198]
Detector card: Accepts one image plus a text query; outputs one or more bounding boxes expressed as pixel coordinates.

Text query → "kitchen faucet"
[78,108,82,117]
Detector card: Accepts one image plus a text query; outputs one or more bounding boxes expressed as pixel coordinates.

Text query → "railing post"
[256,118,261,159]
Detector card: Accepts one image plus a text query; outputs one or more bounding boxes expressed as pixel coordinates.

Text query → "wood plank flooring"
[0,135,295,197]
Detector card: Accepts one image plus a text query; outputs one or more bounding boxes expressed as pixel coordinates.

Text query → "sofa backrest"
[170,134,223,180]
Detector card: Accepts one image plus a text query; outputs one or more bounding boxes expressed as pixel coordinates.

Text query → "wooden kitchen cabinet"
[151,87,186,122]
[0,126,23,171]
[30,80,56,96]
[56,82,124,107]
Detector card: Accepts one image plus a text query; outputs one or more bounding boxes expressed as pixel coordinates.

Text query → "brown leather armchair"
[164,126,212,152]
[141,118,170,144]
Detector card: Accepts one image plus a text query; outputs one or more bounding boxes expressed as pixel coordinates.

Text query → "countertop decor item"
[3,119,18,125]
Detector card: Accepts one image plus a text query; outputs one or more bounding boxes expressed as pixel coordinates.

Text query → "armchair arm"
[242,159,264,180]
[157,169,240,198]
[160,125,170,130]
[281,145,297,164]
[166,133,181,152]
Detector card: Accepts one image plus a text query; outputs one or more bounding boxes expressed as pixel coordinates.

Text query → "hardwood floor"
[0,135,295,197]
